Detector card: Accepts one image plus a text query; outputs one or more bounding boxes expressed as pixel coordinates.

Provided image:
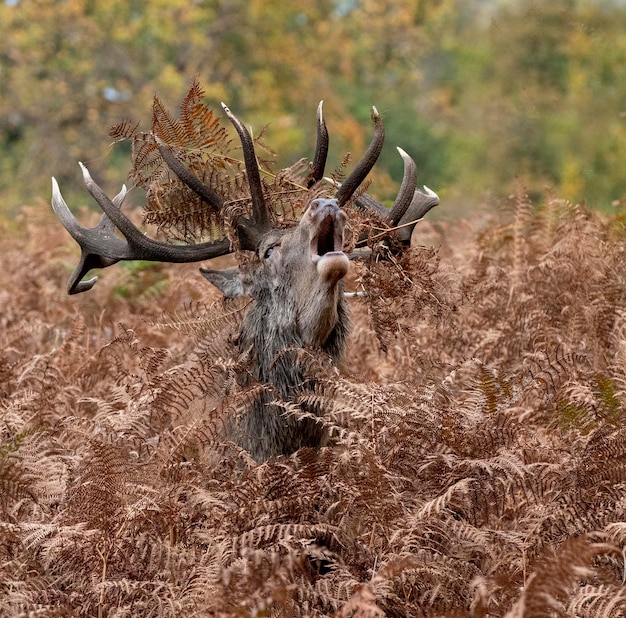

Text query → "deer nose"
[307,198,340,217]
[305,199,346,229]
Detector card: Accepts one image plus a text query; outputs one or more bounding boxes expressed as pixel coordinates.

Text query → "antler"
[311,104,437,240]
[51,165,232,294]
[220,102,275,251]
[52,103,279,295]
[355,146,439,244]
[336,107,385,208]
[329,139,439,248]
[307,101,329,188]
[52,98,415,295]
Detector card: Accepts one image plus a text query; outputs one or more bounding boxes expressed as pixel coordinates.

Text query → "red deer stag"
[51,87,439,461]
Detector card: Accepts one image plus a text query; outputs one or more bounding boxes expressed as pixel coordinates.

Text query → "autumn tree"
[1,0,625,215]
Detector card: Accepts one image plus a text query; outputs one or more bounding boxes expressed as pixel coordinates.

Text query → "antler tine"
[221,103,271,231]
[308,100,329,188]
[335,106,384,207]
[387,147,417,226]
[51,176,125,253]
[52,164,233,294]
[79,162,150,247]
[156,139,224,210]
[52,177,128,294]
[396,185,439,243]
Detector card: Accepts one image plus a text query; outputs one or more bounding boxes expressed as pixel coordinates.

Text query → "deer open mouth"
[309,211,349,283]
[311,214,343,259]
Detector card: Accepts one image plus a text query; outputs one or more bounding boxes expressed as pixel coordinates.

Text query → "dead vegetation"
[2,189,626,617]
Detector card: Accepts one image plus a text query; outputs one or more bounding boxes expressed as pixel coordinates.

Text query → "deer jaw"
[306,198,349,283]
[297,198,349,347]
[256,199,348,346]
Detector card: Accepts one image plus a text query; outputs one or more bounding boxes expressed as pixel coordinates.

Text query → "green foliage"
[2,0,626,216]
[112,261,170,302]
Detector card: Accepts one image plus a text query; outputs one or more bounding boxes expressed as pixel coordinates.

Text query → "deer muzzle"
[306,198,349,283]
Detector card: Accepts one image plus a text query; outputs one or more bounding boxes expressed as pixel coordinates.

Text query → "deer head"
[52,86,439,460]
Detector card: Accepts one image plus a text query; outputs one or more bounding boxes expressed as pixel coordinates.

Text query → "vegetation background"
[3,0,626,616]
[1,0,626,217]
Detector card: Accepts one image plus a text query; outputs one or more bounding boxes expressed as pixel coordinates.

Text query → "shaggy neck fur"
[234,275,350,461]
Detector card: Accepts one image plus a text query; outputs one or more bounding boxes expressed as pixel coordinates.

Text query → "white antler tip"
[78,161,91,179]
[50,177,64,210]
[422,185,438,198]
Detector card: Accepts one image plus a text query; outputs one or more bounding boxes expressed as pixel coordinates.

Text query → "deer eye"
[263,242,280,259]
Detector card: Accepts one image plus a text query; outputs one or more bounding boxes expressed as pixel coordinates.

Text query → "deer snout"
[306,198,346,259]
[306,197,341,218]
[306,199,349,283]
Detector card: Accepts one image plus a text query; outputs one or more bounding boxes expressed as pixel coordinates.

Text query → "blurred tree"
[0,0,625,216]
[0,0,458,212]
[0,0,208,209]
[432,0,626,208]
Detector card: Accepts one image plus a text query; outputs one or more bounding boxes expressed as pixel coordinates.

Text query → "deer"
[51,86,439,461]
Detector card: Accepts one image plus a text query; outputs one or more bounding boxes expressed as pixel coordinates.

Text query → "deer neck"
[239,286,349,398]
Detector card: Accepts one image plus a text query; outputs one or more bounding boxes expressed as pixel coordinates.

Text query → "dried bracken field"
[3,193,626,616]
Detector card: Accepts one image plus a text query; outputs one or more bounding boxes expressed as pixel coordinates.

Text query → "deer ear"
[200,267,246,298]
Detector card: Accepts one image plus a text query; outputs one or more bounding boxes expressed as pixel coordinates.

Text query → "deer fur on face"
[203,198,348,342]
[201,198,350,460]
